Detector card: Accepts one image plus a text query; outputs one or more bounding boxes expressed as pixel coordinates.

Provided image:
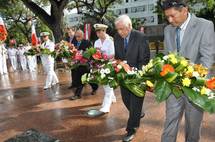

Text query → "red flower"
[74,52,83,61]
[92,51,102,60]
[114,67,120,73]
[80,58,88,64]
[103,54,108,60]
[206,77,215,90]
[31,33,37,46]
[160,64,175,76]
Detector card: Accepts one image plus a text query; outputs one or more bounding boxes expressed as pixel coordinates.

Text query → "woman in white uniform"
[0,43,8,75]
[40,32,59,89]
[94,24,116,114]
[7,45,17,71]
[17,45,27,71]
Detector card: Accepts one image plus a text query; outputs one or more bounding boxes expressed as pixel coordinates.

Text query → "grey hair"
[115,14,132,29]
[76,29,84,36]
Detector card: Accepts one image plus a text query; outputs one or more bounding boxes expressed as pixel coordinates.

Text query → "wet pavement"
[0,69,215,142]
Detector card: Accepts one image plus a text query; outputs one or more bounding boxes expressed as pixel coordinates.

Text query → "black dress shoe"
[69,95,81,100]
[140,113,145,119]
[68,85,75,89]
[122,131,136,142]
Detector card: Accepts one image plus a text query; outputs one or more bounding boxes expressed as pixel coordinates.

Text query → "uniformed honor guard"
[17,44,27,71]
[7,44,18,71]
[0,43,8,75]
[93,24,116,115]
[40,32,59,89]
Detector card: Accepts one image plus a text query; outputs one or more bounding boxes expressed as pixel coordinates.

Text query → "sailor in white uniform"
[17,44,27,71]
[25,44,37,72]
[40,32,59,89]
[7,45,17,71]
[0,43,8,75]
[94,24,116,114]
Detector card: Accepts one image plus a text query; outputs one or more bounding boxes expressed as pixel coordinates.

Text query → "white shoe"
[112,97,116,103]
[43,86,51,90]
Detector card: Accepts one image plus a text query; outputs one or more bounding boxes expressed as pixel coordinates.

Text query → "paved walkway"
[0,70,214,142]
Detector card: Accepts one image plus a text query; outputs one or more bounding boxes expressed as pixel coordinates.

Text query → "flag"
[0,17,7,42]
[84,23,91,40]
[31,23,38,46]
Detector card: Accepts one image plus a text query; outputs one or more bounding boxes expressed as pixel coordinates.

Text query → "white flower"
[100,69,105,74]
[163,55,169,60]
[127,70,136,75]
[123,60,127,63]
[104,68,111,74]
[101,73,106,79]
[192,71,200,77]
[192,87,200,92]
[108,77,114,80]
[117,64,122,69]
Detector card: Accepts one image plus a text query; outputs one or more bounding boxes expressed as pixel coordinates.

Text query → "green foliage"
[0,0,49,44]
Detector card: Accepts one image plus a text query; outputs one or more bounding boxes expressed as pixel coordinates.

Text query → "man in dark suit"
[69,30,98,100]
[65,27,78,89]
[114,15,150,142]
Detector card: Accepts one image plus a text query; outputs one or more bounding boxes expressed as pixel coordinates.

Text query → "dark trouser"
[120,87,144,133]
[73,66,98,96]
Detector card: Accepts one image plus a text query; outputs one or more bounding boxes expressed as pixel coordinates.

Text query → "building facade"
[113,0,158,26]
[65,0,158,27]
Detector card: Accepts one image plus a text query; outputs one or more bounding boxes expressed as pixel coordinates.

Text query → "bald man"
[69,30,98,100]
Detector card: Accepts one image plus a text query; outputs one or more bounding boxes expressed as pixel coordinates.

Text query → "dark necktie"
[77,42,81,47]
[176,27,181,52]
[124,38,128,52]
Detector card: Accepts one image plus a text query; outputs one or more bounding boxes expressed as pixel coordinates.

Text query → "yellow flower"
[200,87,207,95]
[180,60,188,67]
[187,66,194,73]
[146,80,154,88]
[169,57,178,64]
[168,54,175,59]
[182,78,191,87]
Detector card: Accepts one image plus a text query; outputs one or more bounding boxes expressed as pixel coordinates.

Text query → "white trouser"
[2,55,7,74]
[27,56,36,72]
[41,56,59,88]
[99,85,116,113]
[9,56,17,71]
[19,56,27,70]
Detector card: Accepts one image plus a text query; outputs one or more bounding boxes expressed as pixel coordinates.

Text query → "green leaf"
[172,86,183,98]
[182,87,215,113]
[154,80,171,102]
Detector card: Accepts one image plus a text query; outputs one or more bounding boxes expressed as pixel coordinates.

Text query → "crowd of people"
[0,0,215,141]
[0,43,37,75]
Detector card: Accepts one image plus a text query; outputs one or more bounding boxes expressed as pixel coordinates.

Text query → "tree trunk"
[21,0,69,43]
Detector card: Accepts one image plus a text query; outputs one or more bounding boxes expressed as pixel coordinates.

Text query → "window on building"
[137,5,146,12]
[148,4,154,11]
[125,8,128,13]
[131,7,137,13]
[125,0,129,2]
[121,9,125,14]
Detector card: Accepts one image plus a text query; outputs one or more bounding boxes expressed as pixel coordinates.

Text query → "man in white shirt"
[7,45,17,71]
[0,43,8,75]
[93,24,116,115]
[40,32,59,89]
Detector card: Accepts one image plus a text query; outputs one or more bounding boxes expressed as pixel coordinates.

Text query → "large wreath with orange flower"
[82,53,215,113]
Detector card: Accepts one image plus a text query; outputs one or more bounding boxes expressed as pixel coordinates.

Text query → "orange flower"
[160,64,175,76]
[119,62,131,73]
[206,77,215,89]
